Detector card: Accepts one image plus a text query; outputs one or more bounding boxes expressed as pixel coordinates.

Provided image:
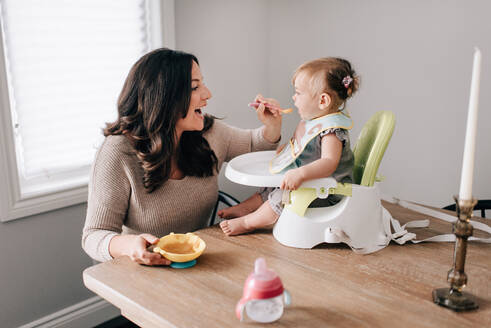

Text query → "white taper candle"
[459,48,481,200]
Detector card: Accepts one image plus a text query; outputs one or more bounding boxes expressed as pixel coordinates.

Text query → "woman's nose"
[203,85,212,100]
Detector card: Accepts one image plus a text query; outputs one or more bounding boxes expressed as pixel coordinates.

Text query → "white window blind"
[0,0,154,198]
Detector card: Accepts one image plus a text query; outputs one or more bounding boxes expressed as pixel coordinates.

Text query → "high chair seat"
[225,111,404,253]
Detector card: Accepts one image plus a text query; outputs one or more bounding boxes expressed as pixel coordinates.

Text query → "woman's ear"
[318,93,331,110]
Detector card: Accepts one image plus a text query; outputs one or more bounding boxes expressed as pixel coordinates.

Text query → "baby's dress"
[260,128,354,215]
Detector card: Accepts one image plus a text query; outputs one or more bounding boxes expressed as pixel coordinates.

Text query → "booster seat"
[225,111,402,254]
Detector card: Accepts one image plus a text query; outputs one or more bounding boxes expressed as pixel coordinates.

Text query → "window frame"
[0,0,175,222]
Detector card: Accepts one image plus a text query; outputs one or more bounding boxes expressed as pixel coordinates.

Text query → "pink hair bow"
[342,76,353,88]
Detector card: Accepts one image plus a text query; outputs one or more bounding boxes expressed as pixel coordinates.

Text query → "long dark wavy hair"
[104,48,218,192]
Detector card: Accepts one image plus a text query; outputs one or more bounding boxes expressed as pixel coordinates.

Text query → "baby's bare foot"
[220,217,253,236]
[218,193,263,219]
[218,204,251,219]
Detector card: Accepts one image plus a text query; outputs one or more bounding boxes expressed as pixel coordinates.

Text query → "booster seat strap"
[285,188,317,217]
[329,183,352,197]
[383,196,491,244]
[284,182,353,217]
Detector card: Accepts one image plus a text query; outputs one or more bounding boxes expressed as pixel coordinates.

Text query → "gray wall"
[0,204,95,327]
[1,1,490,327]
[176,0,274,198]
[176,0,491,206]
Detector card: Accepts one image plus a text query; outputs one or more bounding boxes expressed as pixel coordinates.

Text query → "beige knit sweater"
[82,120,277,262]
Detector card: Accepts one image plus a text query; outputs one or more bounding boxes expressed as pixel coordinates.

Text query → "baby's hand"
[281,168,305,190]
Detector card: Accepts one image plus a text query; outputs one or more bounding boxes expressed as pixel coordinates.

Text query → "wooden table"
[83,201,491,327]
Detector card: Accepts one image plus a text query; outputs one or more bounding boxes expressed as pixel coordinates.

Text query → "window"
[0,0,175,222]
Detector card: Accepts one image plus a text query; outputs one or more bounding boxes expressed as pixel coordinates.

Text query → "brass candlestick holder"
[432,196,479,311]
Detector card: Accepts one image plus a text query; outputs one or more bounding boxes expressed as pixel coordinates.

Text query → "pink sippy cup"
[236,258,291,323]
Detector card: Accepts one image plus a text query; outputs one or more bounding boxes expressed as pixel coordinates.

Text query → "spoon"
[248,102,293,114]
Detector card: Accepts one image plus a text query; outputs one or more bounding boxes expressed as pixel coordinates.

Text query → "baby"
[220,57,359,236]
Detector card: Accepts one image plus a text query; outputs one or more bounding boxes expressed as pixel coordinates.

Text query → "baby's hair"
[292,57,360,108]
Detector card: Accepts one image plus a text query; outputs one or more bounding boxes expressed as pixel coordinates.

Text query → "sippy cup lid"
[236,258,288,321]
[242,258,284,300]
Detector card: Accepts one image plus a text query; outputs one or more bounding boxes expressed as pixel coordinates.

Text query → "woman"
[82,48,281,265]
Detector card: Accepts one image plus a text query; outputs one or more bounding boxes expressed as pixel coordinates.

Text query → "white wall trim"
[0,30,20,222]
[17,296,120,328]
[146,0,175,50]
[146,0,162,49]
